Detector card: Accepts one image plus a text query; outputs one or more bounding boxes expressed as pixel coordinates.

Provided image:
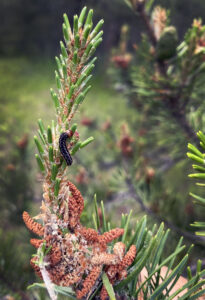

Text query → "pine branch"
[137,5,157,47]
[125,176,205,244]
[135,1,167,76]
[169,108,198,144]
[32,7,104,208]
[130,0,198,145]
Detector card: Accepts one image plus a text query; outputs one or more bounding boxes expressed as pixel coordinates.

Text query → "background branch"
[125,176,205,244]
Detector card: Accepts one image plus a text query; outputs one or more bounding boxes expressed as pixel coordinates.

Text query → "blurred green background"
[1,0,205,299]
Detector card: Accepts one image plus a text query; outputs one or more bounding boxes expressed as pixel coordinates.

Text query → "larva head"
[65,130,73,138]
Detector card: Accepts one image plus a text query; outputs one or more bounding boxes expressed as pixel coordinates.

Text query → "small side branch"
[125,177,205,244]
[138,9,157,47]
[170,109,198,144]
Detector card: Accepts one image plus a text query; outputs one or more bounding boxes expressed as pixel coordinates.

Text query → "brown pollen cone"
[76,226,99,243]
[91,253,119,265]
[99,228,124,245]
[22,211,44,236]
[49,245,62,266]
[81,117,94,127]
[30,257,42,279]
[100,283,114,300]
[17,134,28,149]
[120,245,137,269]
[113,242,126,258]
[119,135,134,156]
[112,54,132,69]
[76,266,102,299]
[67,181,84,228]
[30,238,43,249]
[100,244,137,300]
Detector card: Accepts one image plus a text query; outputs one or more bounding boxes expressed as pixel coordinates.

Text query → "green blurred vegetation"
[1,0,205,56]
[0,58,52,298]
[1,0,205,298]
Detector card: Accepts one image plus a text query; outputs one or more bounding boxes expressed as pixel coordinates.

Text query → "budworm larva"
[59,132,73,166]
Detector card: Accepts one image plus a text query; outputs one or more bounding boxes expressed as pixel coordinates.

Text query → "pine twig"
[125,176,205,244]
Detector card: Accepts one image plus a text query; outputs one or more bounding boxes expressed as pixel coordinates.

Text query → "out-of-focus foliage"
[0,59,54,298]
[2,0,205,56]
[0,229,34,297]
[0,0,136,56]
[0,135,31,225]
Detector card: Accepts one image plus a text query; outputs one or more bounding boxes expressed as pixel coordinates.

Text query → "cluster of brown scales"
[23,181,136,299]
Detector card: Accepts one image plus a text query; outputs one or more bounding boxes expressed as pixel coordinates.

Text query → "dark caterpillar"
[59,132,73,166]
